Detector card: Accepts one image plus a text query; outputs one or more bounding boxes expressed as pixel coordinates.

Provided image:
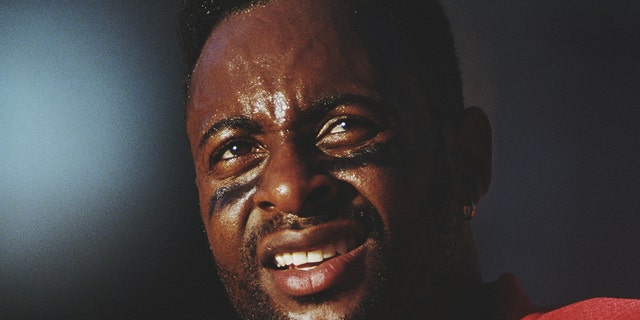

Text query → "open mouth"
[272,236,359,271]
[258,219,370,296]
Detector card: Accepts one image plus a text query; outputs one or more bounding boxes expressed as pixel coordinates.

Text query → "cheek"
[335,166,401,219]
[336,161,432,230]
[206,215,245,269]
[196,179,250,269]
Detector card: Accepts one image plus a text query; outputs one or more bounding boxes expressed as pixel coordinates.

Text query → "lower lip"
[268,244,366,297]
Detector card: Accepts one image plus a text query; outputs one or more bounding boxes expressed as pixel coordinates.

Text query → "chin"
[222,256,392,320]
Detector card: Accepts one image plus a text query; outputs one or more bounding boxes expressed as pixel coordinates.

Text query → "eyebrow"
[198,116,260,149]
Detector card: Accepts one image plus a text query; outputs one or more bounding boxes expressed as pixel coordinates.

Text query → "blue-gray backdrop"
[1,1,638,318]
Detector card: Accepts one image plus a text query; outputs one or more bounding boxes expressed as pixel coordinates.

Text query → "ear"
[453,106,492,204]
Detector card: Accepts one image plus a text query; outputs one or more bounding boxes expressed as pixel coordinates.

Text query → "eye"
[208,138,265,175]
[220,141,255,160]
[316,116,381,153]
[328,120,349,134]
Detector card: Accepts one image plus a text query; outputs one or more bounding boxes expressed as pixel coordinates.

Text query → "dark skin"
[186,0,492,318]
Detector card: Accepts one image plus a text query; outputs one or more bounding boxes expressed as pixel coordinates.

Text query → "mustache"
[257,202,374,238]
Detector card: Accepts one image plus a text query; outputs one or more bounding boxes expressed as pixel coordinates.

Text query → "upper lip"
[257,218,368,268]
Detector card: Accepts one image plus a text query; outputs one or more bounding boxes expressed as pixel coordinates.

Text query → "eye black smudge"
[208,179,258,218]
[324,141,395,171]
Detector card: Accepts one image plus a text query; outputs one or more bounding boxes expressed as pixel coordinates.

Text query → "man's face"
[186,0,459,318]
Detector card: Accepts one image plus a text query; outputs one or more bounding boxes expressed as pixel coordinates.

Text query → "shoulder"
[485,273,640,320]
[522,297,640,320]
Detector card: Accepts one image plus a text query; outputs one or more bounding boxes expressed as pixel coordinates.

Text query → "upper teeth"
[274,238,353,269]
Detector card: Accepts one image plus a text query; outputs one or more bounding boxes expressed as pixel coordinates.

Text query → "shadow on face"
[184,0,491,318]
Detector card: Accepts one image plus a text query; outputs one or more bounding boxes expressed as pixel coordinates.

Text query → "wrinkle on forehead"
[188,0,386,136]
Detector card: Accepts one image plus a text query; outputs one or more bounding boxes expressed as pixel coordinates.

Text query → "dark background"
[1,1,638,318]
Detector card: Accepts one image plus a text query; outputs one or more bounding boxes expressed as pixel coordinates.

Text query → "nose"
[254,144,340,216]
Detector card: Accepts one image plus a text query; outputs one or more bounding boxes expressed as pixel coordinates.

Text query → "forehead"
[197,0,375,79]
[186,0,396,134]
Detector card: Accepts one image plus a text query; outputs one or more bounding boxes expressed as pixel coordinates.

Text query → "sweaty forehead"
[203,0,370,75]
[187,0,388,129]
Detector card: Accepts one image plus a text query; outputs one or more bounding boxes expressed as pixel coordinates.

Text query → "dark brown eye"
[208,139,265,175]
[316,117,380,152]
[328,120,349,134]
[220,141,255,160]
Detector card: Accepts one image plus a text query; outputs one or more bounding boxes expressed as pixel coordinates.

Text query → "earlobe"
[455,106,492,203]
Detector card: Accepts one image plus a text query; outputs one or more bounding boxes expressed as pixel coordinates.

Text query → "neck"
[382,248,483,319]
